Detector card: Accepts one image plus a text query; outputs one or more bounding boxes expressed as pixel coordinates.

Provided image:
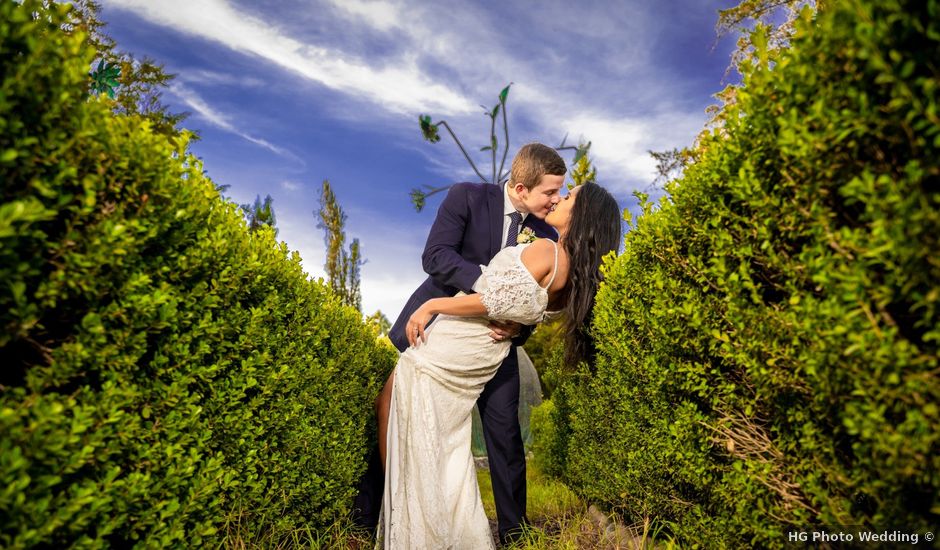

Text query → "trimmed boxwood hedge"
[0,2,395,547]
[536,0,939,547]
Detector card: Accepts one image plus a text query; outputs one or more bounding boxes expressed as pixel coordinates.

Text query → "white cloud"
[328,0,403,32]
[105,0,722,320]
[356,237,427,321]
[105,0,476,116]
[558,111,705,193]
[359,269,425,321]
[107,0,711,190]
[170,84,302,163]
[564,115,654,181]
[180,69,266,88]
[317,0,707,191]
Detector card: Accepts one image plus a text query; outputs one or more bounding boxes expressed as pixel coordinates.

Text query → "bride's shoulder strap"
[545,240,559,289]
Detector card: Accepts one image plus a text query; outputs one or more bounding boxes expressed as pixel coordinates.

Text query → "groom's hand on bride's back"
[488,320,522,342]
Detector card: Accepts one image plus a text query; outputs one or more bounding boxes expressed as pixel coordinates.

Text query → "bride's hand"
[407,302,435,347]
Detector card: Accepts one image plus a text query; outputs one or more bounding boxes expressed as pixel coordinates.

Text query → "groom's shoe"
[497,518,531,548]
[498,531,525,548]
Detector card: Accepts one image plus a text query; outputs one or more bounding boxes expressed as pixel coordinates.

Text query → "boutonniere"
[516,227,537,244]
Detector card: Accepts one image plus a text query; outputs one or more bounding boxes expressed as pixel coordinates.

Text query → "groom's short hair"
[510,143,566,191]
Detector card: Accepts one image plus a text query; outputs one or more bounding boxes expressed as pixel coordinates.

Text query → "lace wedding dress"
[376,241,560,550]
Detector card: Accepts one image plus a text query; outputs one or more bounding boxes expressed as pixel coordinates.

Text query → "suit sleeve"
[421,184,484,293]
[511,325,535,347]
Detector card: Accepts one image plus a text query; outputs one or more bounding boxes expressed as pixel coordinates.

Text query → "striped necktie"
[505,211,522,247]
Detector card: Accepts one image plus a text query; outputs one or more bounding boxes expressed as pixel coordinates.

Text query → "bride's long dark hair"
[560,183,622,366]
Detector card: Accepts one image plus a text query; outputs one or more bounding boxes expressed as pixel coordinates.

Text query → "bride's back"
[519,238,569,305]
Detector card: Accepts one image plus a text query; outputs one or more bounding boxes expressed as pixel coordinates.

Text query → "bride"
[374,183,622,549]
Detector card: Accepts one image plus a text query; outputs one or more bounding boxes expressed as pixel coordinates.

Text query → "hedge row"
[0,2,395,547]
[535,0,939,546]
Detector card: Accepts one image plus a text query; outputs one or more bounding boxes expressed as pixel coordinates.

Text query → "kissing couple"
[353,143,622,549]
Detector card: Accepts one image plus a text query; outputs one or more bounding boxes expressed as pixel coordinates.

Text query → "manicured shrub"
[0,2,395,547]
[527,323,569,478]
[538,0,939,546]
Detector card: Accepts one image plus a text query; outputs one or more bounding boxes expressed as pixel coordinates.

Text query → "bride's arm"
[406,294,486,346]
[406,242,556,347]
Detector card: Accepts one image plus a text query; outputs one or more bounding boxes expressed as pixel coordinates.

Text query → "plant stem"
[437,120,488,183]
[490,113,497,185]
[498,101,509,186]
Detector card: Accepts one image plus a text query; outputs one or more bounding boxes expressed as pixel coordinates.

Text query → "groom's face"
[517,174,565,219]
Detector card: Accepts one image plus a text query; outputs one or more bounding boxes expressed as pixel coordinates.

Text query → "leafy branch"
[642,1,817,193]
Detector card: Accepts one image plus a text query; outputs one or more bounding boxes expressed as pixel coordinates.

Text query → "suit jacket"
[388,182,558,352]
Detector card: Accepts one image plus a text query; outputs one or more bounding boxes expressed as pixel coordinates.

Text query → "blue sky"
[98,0,739,320]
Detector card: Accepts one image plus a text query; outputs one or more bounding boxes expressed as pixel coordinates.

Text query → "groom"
[354,142,566,545]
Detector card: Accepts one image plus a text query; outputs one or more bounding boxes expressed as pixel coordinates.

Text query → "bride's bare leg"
[375,370,395,472]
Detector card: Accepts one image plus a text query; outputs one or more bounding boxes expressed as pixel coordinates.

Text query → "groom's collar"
[503,181,528,222]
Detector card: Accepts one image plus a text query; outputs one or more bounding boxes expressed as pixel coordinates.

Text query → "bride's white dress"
[376,241,559,550]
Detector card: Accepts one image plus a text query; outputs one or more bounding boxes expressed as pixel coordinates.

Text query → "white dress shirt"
[500,180,528,247]
[472,182,527,292]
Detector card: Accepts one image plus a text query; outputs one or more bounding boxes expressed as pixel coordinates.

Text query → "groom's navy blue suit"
[354,182,556,543]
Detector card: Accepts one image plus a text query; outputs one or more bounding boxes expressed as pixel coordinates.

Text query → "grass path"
[476,460,673,549]
[222,459,673,548]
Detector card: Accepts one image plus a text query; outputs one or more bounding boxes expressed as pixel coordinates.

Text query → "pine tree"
[317,180,362,311]
[240,194,278,236]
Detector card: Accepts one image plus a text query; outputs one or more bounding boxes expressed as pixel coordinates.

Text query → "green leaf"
[410,188,427,212]
[499,83,512,104]
[573,144,588,164]
[418,114,440,143]
[89,61,122,98]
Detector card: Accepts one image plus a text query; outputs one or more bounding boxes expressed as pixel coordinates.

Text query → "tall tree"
[345,238,362,313]
[240,194,278,236]
[317,180,362,312]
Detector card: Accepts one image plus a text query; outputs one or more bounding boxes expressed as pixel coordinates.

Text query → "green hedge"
[538,0,939,546]
[0,2,395,547]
